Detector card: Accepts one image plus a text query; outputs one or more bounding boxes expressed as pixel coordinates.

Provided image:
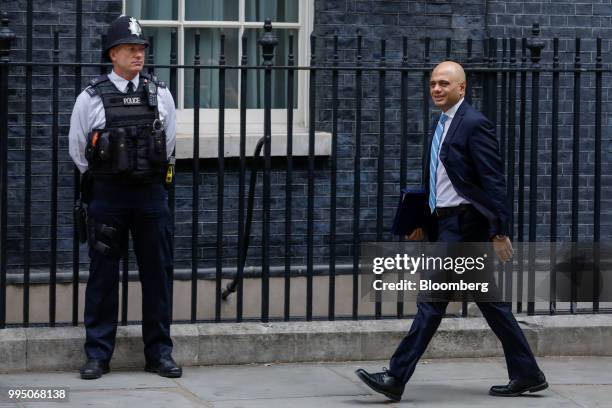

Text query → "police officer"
[68,15,180,380]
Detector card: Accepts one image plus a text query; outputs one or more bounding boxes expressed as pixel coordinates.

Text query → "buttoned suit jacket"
[422,101,510,241]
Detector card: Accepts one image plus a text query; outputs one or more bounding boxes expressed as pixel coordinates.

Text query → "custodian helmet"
[104,15,149,60]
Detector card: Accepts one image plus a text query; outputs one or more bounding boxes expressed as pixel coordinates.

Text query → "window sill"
[175,125,331,159]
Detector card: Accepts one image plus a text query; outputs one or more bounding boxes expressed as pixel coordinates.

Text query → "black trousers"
[84,181,173,363]
[388,205,541,384]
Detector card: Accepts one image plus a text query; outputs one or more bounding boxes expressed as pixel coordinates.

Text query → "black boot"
[145,356,183,378]
[80,359,110,380]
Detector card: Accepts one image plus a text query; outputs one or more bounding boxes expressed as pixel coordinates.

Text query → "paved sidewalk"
[0,357,610,407]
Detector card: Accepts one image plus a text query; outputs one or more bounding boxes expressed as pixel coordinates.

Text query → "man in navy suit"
[355,61,547,402]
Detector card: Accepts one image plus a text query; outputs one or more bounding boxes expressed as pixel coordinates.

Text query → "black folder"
[391,186,426,236]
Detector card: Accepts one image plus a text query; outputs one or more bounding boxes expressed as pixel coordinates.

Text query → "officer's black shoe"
[79,359,110,380]
[355,368,404,402]
[489,372,548,397]
[145,357,182,378]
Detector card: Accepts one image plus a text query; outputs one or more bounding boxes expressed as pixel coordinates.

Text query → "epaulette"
[85,86,96,96]
[84,75,109,96]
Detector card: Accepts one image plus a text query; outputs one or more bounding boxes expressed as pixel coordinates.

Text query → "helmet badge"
[128,17,142,37]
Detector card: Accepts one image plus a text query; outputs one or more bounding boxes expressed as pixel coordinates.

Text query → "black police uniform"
[77,15,178,378]
[83,73,174,366]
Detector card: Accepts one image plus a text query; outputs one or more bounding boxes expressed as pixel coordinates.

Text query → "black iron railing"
[1,7,611,329]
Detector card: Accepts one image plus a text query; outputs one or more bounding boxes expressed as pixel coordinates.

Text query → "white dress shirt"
[68,70,176,174]
[434,97,471,208]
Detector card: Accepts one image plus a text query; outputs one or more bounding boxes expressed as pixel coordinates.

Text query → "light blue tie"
[429,113,449,213]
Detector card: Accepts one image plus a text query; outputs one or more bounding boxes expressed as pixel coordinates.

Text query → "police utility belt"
[83,73,173,184]
[85,121,166,176]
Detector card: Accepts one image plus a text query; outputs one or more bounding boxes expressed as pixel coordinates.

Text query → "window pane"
[246,0,299,23]
[245,29,298,108]
[184,29,239,109]
[185,0,239,21]
[126,0,177,20]
[142,27,176,98]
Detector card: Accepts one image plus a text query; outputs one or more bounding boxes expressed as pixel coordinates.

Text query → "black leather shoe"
[79,359,109,380]
[355,368,404,402]
[145,357,183,378]
[489,372,548,397]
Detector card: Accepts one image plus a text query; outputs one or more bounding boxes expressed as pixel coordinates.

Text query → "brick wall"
[2,0,611,274]
[485,0,612,239]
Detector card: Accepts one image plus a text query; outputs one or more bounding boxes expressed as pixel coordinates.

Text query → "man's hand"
[405,228,424,241]
[492,235,513,263]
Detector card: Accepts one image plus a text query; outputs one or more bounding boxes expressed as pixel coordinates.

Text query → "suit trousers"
[388,205,541,384]
[84,181,174,363]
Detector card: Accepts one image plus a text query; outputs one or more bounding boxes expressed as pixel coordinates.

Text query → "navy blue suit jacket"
[423,101,510,240]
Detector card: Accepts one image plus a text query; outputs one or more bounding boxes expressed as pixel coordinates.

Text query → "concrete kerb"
[0,328,26,372]
[529,314,612,356]
[1,314,611,374]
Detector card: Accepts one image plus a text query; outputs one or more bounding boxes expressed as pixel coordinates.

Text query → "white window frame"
[123,0,330,158]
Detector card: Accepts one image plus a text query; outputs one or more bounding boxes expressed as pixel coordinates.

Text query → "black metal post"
[170,28,177,107]
[216,34,226,322]
[465,38,473,103]
[50,29,60,326]
[238,34,248,322]
[505,38,517,303]
[517,37,527,314]
[571,37,581,314]
[73,0,83,326]
[260,20,277,322]
[121,237,128,325]
[527,24,544,316]
[375,39,386,319]
[191,30,201,323]
[306,32,316,321]
[421,37,430,167]
[23,0,33,328]
[500,38,507,169]
[398,36,408,319]
[0,11,15,329]
[482,37,490,116]
[147,36,155,75]
[284,34,294,321]
[489,38,498,127]
[329,34,339,320]
[352,32,363,320]
[550,37,560,315]
[593,37,602,313]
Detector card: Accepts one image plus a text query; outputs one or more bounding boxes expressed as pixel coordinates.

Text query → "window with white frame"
[123,0,322,158]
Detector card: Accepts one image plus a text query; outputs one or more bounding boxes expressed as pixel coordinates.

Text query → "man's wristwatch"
[493,234,507,241]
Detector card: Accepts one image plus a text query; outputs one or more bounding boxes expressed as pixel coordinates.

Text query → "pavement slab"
[211,395,387,408]
[0,370,176,391]
[176,364,366,401]
[20,389,206,408]
[536,357,612,385]
[552,385,612,408]
[0,357,609,407]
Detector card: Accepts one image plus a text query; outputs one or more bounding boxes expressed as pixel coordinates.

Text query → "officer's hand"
[492,236,514,263]
[405,228,424,241]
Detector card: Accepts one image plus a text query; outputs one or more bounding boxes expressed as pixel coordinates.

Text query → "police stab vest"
[84,73,167,183]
